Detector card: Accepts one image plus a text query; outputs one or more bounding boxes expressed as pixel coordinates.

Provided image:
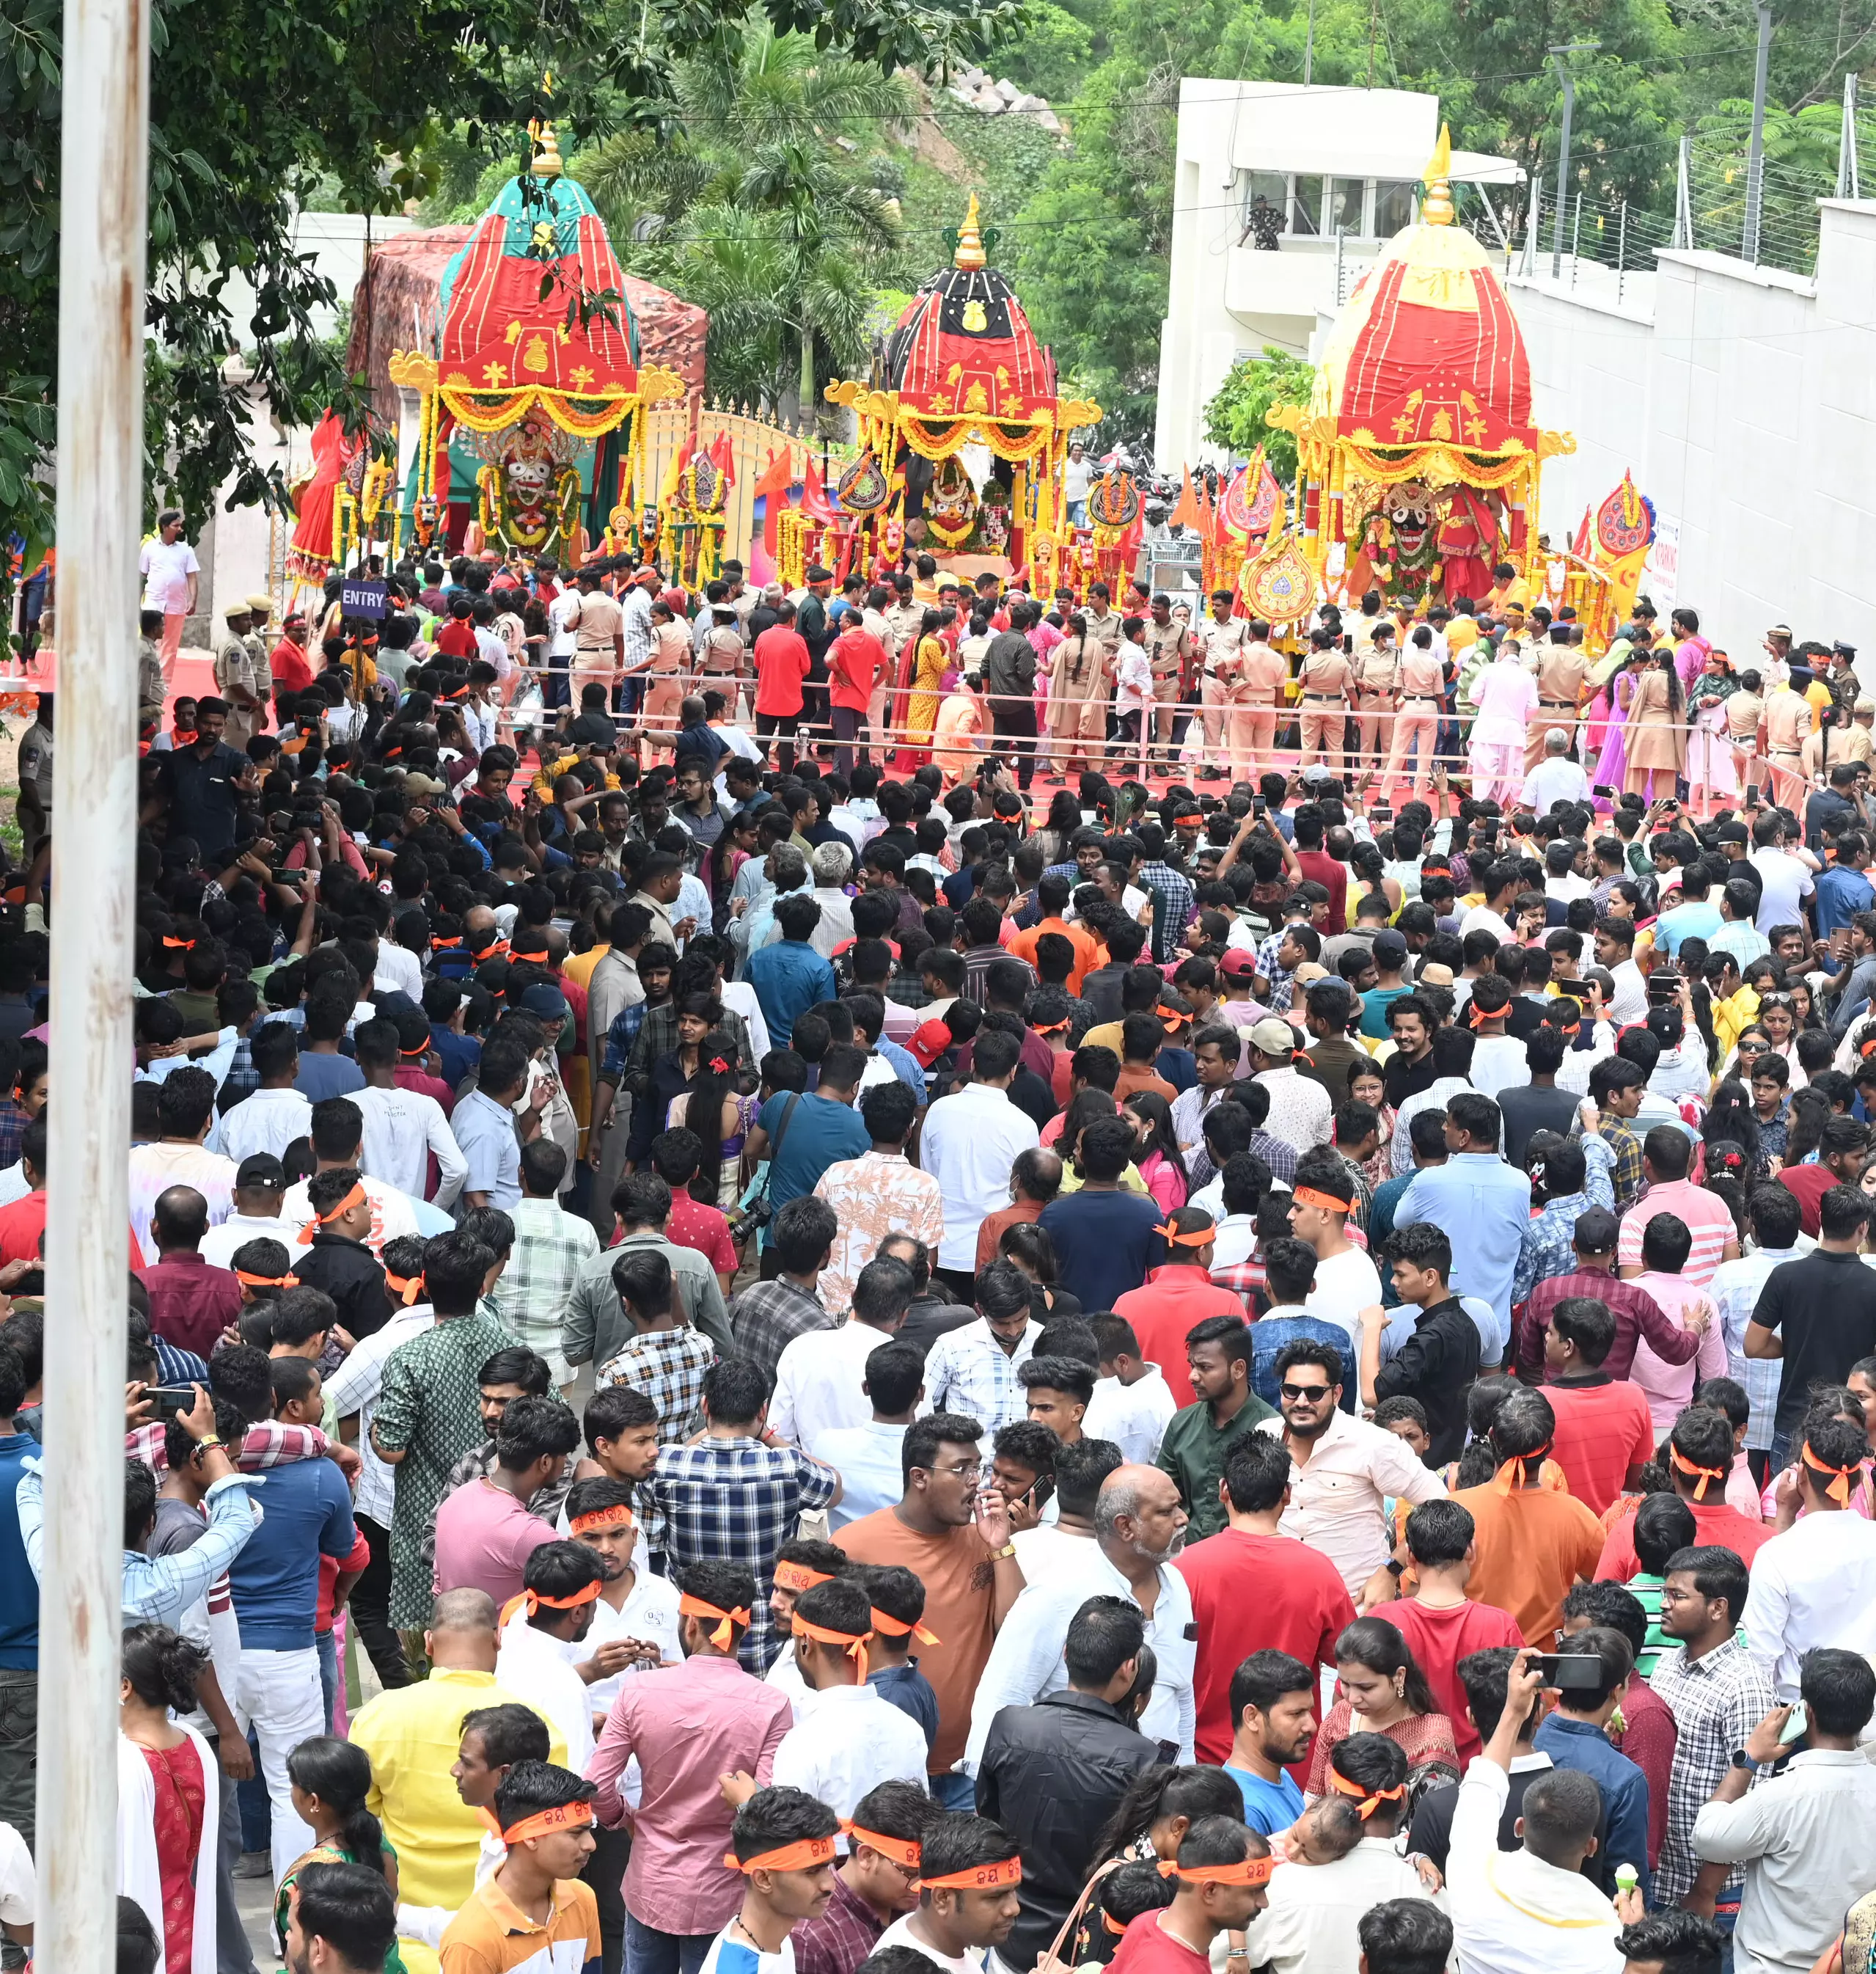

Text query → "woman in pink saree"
[1587,657,1642,808]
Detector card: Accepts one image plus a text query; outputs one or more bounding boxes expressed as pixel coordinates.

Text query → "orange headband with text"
[848,1824,922,1869]
[1291,1186,1352,1215]
[1327,1769,1406,1821]
[296,1182,365,1243]
[570,1502,637,1537]
[680,1591,750,1650]
[235,1269,298,1289]
[1803,1441,1861,1505]
[479,1800,595,1846]
[728,1833,838,1874]
[793,1612,872,1682]
[1671,1444,1728,1501]
[499,1579,601,1628]
[915,1857,1023,1893]
[870,1608,940,1645]
[774,1560,836,1594]
[1157,1855,1275,1887]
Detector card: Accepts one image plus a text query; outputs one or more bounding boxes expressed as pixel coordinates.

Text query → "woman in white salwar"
[117,1623,219,1974]
[1466,640,1540,806]
[1684,647,1739,809]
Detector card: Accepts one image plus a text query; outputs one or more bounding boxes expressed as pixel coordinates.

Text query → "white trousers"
[233,1644,323,1887]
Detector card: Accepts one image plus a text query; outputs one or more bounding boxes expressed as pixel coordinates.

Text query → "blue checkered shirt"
[648,1436,839,1670]
[1137,860,1196,964]
[922,1315,1042,1434]
[1256,929,1298,1012]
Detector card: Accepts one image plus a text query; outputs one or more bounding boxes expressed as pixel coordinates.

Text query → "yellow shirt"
[441,1876,601,1974]
[1058,1162,1148,1196]
[562,944,609,993]
[351,1666,568,1971]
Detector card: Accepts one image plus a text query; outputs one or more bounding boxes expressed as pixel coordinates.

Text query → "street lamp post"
[1549,41,1600,279]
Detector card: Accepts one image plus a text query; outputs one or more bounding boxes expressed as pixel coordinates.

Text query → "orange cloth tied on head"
[1803,1441,1861,1505]
[384,1271,425,1306]
[1174,813,1203,827]
[870,1606,940,1645]
[235,1269,298,1290]
[727,1833,838,1874]
[1494,1444,1553,1496]
[679,1591,749,1650]
[570,1502,637,1537]
[792,1611,872,1683]
[1291,1186,1351,1215]
[1154,1221,1214,1247]
[915,1855,1022,1893]
[1671,1443,1728,1500]
[846,1823,922,1869]
[499,1579,601,1628]
[296,1181,365,1243]
[773,1559,836,1594]
[477,1800,594,1846]
[1327,1768,1407,1820]
[163,936,196,950]
[1157,1854,1275,1887]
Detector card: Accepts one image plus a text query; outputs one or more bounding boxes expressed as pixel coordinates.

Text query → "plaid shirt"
[1338,1152,1374,1232]
[923,1314,1042,1433]
[1648,1634,1777,1904]
[153,1337,211,1388]
[1710,1246,1801,1451]
[1755,1102,1790,1168]
[598,1325,716,1441]
[1601,1117,1645,1212]
[125,1418,329,1474]
[623,1002,750,1096]
[1212,1257,1264,1311]
[219,1031,260,1108]
[648,1434,838,1669]
[1512,1188,1597,1308]
[598,997,654,1083]
[1138,860,1196,964]
[483,1196,599,1385]
[791,1871,885,1974]
[0,1102,28,1171]
[1256,929,1299,1012]
[728,1277,832,1383]
[1247,1128,1300,1188]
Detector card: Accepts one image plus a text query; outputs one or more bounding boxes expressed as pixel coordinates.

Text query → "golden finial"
[954,191,987,270]
[530,119,565,179]
[1421,123,1454,225]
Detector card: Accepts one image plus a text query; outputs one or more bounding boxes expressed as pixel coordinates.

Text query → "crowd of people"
[6,540,1876,1974]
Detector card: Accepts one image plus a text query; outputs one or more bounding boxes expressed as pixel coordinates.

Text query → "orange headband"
[1671,1444,1728,1501]
[680,1591,749,1650]
[1327,1769,1406,1821]
[163,936,195,950]
[235,1268,298,1289]
[1291,1186,1352,1214]
[400,1041,433,1057]
[1154,1222,1214,1247]
[871,1607,940,1645]
[499,1579,602,1628]
[728,1833,838,1874]
[432,936,462,950]
[1495,1444,1552,1496]
[296,1182,366,1243]
[1175,813,1203,827]
[1102,1911,1128,1937]
[793,1612,872,1682]
[478,1800,595,1846]
[774,1560,836,1594]
[570,1502,637,1536]
[1033,1018,1071,1035]
[384,1270,425,1305]
[915,1857,1022,1893]
[1157,1856,1275,1887]
[848,1824,922,1869]
[1803,1441,1860,1505]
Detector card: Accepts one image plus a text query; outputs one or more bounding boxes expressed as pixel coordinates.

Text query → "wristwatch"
[1730,1748,1758,1772]
[992,1542,1019,1560]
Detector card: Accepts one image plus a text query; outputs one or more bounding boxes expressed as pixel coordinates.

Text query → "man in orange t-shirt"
[1008,875,1099,993]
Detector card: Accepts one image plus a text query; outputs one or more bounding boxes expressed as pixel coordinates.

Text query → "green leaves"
[1202,348,1315,486]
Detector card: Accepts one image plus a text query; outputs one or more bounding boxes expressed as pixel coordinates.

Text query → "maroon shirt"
[1294,847,1347,934]
[138,1251,243,1359]
[1514,1268,1700,1383]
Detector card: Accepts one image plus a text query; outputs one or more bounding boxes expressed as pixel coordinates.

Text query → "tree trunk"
[799,325,816,425]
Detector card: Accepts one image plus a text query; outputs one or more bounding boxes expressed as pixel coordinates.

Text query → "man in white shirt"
[921,1265,1042,1439]
[917,1034,1041,1284]
[772,1257,915,1447]
[1522,730,1591,814]
[1446,1652,1626,1974]
[210,1022,313,1163]
[767,1578,928,1818]
[197,1155,298,1271]
[1740,1414,1876,1699]
[1288,1159,1384,1349]
[811,1342,921,1530]
[1747,812,1817,934]
[1594,919,1649,1026]
[1458,862,1522,946]
[963,1464,1195,1773]
[1085,1316,1177,1466]
[139,509,199,682]
[492,1542,606,1772]
[351,1019,468,1205]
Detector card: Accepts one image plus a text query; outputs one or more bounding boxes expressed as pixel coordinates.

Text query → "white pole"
[43,0,150,1949]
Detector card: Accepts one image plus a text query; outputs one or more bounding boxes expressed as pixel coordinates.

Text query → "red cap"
[1218,948,1259,979]
[907,1020,953,1069]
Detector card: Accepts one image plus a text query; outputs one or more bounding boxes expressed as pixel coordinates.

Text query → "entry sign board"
[1644,518,1679,618]
[341,580,390,620]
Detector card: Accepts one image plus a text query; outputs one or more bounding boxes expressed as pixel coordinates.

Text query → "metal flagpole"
[1547,42,1598,279]
[43,0,151,1946]
[1743,1,1773,263]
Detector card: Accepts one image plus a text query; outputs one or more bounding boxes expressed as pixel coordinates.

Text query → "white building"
[1155,79,1523,469]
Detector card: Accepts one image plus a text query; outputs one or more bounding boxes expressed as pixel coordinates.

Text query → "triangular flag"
[1170,465,1202,533]
[754,448,794,558]
[710,428,736,488]
[1570,505,1591,560]
[802,458,835,522]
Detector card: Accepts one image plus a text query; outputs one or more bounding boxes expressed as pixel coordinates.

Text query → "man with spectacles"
[1255,1339,1443,1604]
[833,1411,1025,1810]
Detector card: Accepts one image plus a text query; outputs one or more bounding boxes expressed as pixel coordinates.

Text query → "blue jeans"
[315,1627,337,1731]
[623,1909,713,1974]
[930,1770,976,1811]
[1769,1428,1796,1474]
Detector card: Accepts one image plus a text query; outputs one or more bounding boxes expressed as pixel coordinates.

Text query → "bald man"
[961,1464,1195,1771]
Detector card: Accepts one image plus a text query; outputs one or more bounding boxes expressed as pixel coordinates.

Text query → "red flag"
[802,458,835,522]
[754,448,793,557]
[710,428,736,488]
[1570,505,1591,560]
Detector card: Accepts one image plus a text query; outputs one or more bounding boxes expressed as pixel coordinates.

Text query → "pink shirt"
[1616,1177,1735,1289]
[1469,657,1539,743]
[587,1653,791,1935]
[1626,1271,1729,1434]
[430,1477,556,1608]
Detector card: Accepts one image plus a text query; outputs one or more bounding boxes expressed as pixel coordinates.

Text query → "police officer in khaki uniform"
[213,602,265,748]
[1199,589,1250,772]
[1296,626,1352,778]
[1527,631,1591,768]
[1351,625,1401,775]
[1141,593,1193,769]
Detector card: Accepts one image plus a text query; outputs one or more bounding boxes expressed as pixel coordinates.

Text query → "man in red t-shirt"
[1176,1433,1355,1763]
[433,595,480,661]
[827,618,888,780]
[1290,807,1347,934]
[1382,1498,1525,1763]
[1597,1405,1776,1579]
[1113,1245,1245,1387]
[1110,1822,1271,1974]
[1777,1116,1869,1236]
[1541,1295,1657,1515]
[752,601,812,770]
[270,613,315,706]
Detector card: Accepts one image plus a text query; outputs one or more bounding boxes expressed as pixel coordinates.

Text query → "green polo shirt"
[1157,1389,1278,1538]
